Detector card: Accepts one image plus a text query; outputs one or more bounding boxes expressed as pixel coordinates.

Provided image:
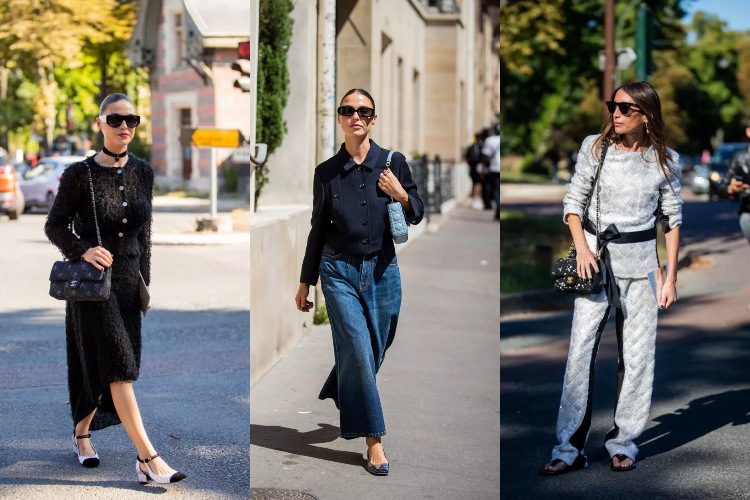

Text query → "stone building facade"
[127,0,251,191]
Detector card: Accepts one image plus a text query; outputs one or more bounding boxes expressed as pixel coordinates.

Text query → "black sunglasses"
[337,105,375,118]
[99,114,141,128]
[605,101,642,116]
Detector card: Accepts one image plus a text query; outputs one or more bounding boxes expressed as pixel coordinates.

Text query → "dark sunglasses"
[337,105,375,118]
[99,114,141,128]
[605,101,642,116]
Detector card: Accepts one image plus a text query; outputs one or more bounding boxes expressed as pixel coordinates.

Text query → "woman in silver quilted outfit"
[541,82,682,475]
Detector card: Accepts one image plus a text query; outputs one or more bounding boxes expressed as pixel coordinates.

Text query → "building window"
[174,12,184,69]
[179,108,192,180]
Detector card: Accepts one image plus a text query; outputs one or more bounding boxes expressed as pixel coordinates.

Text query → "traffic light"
[232,41,252,92]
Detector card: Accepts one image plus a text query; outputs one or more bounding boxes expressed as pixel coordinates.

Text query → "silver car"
[20,156,86,211]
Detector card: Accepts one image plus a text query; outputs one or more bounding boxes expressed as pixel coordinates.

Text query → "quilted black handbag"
[49,162,112,301]
[551,139,608,294]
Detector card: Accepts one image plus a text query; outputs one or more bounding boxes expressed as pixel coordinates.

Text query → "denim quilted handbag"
[385,151,409,244]
[49,162,112,301]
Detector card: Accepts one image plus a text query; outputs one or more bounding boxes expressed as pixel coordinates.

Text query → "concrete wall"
[259,0,318,207]
[423,22,460,162]
[249,206,312,385]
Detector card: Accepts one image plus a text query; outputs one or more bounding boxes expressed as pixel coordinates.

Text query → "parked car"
[20,155,86,211]
[689,142,748,199]
[690,164,711,195]
[0,153,25,220]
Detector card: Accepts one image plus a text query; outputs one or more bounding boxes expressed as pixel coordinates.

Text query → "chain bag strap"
[49,158,112,301]
[566,138,609,258]
[552,138,609,294]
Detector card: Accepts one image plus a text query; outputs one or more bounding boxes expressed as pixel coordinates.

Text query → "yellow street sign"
[191,129,242,148]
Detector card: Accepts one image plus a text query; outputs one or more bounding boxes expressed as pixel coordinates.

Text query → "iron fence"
[408,155,454,217]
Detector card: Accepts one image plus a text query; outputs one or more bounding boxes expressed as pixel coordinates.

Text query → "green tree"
[0,0,142,154]
[256,0,294,206]
[500,0,689,165]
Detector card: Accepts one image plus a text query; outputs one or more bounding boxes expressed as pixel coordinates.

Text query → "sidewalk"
[249,207,500,499]
[151,194,250,245]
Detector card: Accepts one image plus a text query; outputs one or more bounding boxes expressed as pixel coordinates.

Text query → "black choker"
[102,147,128,161]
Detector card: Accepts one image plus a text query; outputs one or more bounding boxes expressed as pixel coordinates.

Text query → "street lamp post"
[603,0,616,119]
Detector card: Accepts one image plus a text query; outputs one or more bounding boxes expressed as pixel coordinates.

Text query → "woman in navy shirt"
[296,88,423,476]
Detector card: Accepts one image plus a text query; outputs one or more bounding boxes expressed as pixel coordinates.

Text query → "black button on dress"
[45,155,153,431]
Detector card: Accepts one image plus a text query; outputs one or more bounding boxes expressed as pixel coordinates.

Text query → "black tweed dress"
[45,154,153,431]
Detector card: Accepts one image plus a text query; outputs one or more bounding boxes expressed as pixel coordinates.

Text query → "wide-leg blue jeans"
[318,244,402,439]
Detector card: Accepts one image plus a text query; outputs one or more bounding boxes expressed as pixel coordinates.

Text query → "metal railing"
[408,155,454,217]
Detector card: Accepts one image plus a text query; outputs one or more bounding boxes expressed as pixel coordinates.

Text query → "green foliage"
[500,0,750,161]
[223,164,239,194]
[256,0,294,207]
[313,304,329,325]
[0,0,148,154]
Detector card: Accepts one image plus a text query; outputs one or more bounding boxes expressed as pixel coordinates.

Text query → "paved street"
[501,188,750,498]
[250,207,500,499]
[0,206,250,499]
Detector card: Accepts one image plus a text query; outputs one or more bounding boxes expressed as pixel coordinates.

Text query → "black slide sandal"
[540,454,587,476]
[610,454,636,472]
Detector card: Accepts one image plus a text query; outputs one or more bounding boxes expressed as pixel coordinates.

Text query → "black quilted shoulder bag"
[49,162,112,301]
[551,139,608,294]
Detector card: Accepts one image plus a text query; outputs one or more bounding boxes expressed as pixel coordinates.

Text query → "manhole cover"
[250,489,319,500]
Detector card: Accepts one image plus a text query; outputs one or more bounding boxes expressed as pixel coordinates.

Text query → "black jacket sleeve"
[300,169,330,285]
[716,152,744,199]
[137,163,154,286]
[396,154,424,225]
[44,165,93,260]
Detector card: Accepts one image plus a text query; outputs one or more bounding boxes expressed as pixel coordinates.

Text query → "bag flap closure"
[50,260,105,282]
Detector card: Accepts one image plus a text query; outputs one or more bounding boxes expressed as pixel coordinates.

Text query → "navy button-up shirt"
[300,140,424,285]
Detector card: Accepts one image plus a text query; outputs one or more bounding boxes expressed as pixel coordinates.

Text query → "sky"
[683,0,750,32]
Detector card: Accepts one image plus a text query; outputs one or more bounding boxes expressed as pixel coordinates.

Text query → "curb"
[500,250,695,318]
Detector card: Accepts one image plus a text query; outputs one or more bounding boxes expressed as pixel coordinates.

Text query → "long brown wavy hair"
[592,81,675,180]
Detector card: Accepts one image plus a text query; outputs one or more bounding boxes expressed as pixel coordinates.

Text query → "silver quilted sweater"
[563,134,683,278]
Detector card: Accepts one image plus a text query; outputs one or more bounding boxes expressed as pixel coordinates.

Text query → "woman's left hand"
[378,169,407,202]
[660,278,678,309]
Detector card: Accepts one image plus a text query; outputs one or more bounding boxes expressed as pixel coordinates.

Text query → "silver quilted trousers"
[550,277,657,465]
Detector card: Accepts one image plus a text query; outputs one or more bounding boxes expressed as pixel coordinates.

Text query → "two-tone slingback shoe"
[136,453,187,484]
[72,433,100,468]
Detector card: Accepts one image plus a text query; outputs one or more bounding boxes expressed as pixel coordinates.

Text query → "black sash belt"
[584,220,656,307]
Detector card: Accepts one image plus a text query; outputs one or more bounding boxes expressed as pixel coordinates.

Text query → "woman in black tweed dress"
[45,94,185,484]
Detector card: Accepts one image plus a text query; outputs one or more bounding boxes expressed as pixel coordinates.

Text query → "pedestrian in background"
[465,131,486,210]
[717,118,750,245]
[295,88,424,476]
[482,123,500,221]
[541,81,682,475]
[45,93,186,485]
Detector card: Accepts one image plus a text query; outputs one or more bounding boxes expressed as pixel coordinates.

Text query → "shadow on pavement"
[250,423,364,467]
[639,389,750,459]
[0,476,166,494]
